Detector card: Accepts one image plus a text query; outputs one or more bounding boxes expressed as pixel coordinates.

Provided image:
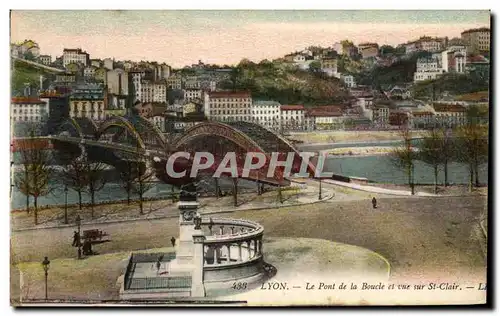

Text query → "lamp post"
[318,177,322,200]
[42,256,50,301]
[64,185,68,224]
[75,215,82,259]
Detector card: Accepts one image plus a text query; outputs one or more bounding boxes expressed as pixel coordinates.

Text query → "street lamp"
[75,215,82,259]
[42,256,50,301]
[64,185,68,224]
[318,177,323,200]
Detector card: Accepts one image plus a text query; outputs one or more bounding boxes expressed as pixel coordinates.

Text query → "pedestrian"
[171,236,176,247]
[72,231,79,247]
[372,197,377,209]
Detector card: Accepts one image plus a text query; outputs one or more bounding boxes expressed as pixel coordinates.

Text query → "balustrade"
[200,218,264,267]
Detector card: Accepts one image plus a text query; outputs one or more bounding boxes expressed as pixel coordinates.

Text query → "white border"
[1,2,498,315]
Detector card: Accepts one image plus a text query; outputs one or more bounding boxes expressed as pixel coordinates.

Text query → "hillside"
[11,59,54,96]
[219,61,350,106]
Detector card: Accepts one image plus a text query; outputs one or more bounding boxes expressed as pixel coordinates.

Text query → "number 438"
[232,282,247,290]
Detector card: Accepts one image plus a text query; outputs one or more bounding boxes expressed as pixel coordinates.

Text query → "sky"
[10,10,490,68]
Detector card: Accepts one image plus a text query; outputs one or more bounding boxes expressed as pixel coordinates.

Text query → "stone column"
[220,226,224,235]
[247,240,252,258]
[238,243,242,262]
[213,245,218,264]
[191,233,206,298]
[230,226,235,234]
[227,244,231,263]
[259,237,263,255]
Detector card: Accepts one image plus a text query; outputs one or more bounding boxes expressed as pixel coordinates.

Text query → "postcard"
[10,10,489,306]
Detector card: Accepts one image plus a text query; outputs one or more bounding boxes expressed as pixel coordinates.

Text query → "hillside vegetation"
[220,60,350,106]
[11,59,53,96]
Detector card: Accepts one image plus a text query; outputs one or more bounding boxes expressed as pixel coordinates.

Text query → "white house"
[251,101,281,131]
[280,105,305,131]
[11,97,48,123]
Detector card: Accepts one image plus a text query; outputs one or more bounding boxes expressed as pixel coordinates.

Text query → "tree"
[309,60,322,74]
[441,129,455,187]
[119,159,135,205]
[84,161,107,219]
[418,129,445,193]
[64,154,89,210]
[454,123,488,191]
[131,157,155,215]
[391,128,418,195]
[15,131,53,225]
[23,51,36,61]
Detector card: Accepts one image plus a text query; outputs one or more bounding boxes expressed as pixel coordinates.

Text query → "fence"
[128,276,192,290]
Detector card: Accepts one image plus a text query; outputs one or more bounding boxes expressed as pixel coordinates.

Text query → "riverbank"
[324,146,395,157]
[289,130,428,145]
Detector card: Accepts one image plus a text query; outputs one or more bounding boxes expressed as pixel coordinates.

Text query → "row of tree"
[14,134,156,225]
[392,117,488,194]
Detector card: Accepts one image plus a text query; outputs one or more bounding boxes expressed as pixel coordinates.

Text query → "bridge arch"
[95,115,147,150]
[173,121,268,155]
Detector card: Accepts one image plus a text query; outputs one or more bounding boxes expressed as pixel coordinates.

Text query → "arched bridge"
[16,115,316,186]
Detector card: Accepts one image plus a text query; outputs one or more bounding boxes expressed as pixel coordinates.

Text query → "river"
[10,142,488,209]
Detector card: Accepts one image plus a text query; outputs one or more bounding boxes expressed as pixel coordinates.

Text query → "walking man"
[372,197,377,209]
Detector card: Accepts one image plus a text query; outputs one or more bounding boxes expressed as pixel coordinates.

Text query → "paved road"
[12,193,487,283]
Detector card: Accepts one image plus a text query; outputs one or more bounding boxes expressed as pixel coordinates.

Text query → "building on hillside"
[371,104,391,128]
[150,115,168,133]
[167,75,183,90]
[183,89,203,103]
[134,102,169,118]
[388,110,410,128]
[62,48,89,67]
[90,59,102,68]
[432,102,467,128]
[461,27,490,54]
[103,58,114,70]
[84,66,97,78]
[305,106,345,130]
[466,54,490,78]
[203,91,253,123]
[358,43,379,59]
[320,58,338,77]
[411,111,436,129]
[55,73,77,86]
[11,40,40,58]
[341,75,356,88]
[280,105,305,131]
[413,56,445,82]
[404,36,446,54]
[182,102,202,117]
[11,97,48,123]
[69,83,107,121]
[251,100,281,131]
[38,55,52,65]
[383,85,411,100]
[293,54,306,63]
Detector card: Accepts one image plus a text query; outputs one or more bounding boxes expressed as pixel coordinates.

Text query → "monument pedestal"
[169,200,201,275]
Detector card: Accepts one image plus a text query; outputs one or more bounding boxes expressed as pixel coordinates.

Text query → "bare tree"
[418,128,444,194]
[454,124,488,192]
[84,161,107,219]
[119,159,135,205]
[64,156,88,210]
[391,128,418,195]
[131,159,155,215]
[15,165,30,214]
[15,132,53,225]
